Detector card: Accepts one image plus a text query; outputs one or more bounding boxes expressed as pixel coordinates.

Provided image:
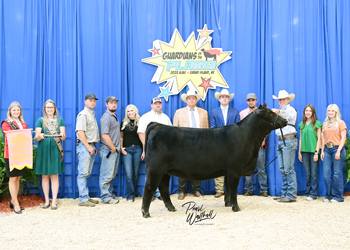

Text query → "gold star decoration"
[197,24,214,39]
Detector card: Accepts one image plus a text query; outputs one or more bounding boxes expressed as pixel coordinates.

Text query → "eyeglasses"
[45,107,55,109]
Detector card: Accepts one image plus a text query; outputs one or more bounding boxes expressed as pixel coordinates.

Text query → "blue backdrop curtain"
[0,0,349,198]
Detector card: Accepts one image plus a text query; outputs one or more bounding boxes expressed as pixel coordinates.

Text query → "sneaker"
[260,192,268,197]
[330,199,339,203]
[88,199,99,204]
[78,201,95,207]
[103,199,119,204]
[127,199,134,203]
[156,196,163,201]
[323,198,330,202]
[243,191,253,196]
[305,197,314,201]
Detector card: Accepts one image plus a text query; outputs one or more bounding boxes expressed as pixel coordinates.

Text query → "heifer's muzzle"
[269,114,287,130]
[273,116,287,129]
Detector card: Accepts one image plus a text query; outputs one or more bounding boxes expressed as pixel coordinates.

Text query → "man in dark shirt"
[99,96,121,204]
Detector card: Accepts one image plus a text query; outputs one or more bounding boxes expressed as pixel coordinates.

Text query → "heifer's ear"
[263,102,267,108]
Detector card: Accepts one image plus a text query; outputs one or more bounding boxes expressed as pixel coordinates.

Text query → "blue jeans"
[244,149,268,193]
[323,146,345,202]
[122,145,142,200]
[77,143,96,203]
[277,137,298,200]
[99,148,120,203]
[301,152,319,199]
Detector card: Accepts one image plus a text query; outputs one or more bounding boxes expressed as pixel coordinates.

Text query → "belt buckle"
[326,142,334,148]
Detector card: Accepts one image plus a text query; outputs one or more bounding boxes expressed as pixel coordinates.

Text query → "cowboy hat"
[181,89,201,103]
[215,89,234,101]
[272,90,295,102]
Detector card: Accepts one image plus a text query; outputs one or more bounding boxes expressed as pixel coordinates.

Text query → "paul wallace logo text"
[182,201,217,226]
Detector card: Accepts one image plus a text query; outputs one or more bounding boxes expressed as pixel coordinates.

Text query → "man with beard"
[99,96,121,204]
[240,93,269,197]
[76,93,100,207]
[209,89,240,198]
[138,97,172,200]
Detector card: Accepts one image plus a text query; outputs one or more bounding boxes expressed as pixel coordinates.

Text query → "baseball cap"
[85,93,98,100]
[106,96,119,103]
[151,97,162,104]
[246,93,257,100]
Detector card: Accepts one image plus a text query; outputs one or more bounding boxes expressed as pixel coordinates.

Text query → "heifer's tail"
[144,122,157,158]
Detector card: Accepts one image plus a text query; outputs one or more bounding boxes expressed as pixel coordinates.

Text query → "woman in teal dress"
[34,100,66,210]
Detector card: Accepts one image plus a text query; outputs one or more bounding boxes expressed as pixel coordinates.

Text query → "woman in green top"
[298,104,322,201]
[34,100,66,210]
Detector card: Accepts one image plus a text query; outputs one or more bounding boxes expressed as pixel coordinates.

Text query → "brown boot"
[178,193,185,200]
[214,192,224,198]
[193,191,201,197]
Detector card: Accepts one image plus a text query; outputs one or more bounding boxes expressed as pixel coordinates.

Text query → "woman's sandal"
[42,203,50,209]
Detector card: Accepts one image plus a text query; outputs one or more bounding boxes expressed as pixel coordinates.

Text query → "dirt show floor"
[1,194,350,250]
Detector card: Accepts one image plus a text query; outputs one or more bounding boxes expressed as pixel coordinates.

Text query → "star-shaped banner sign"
[159,85,173,101]
[142,25,232,101]
[149,46,160,56]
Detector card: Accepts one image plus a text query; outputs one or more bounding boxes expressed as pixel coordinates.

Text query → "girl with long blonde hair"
[320,104,347,202]
[120,104,142,202]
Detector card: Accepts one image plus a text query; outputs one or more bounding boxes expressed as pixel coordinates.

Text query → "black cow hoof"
[142,212,151,218]
[232,206,241,212]
[142,209,151,218]
[167,206,177,212]
[225,203,233,207]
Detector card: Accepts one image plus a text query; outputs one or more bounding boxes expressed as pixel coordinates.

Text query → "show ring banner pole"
[6,129,33,172]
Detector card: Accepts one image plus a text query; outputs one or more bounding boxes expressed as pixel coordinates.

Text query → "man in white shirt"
[272,90,298,203]
[138,97,172,200]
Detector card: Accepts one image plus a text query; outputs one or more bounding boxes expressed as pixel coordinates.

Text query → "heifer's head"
[253,103,287,129]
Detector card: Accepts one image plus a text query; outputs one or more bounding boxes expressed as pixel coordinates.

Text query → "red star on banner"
[149,46,160,56]
[199,77,213,92]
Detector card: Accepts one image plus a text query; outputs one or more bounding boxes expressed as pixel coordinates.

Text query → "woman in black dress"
[1,102,28,214]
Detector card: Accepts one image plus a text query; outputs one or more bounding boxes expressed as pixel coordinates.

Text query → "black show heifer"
[141,103,287,218]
